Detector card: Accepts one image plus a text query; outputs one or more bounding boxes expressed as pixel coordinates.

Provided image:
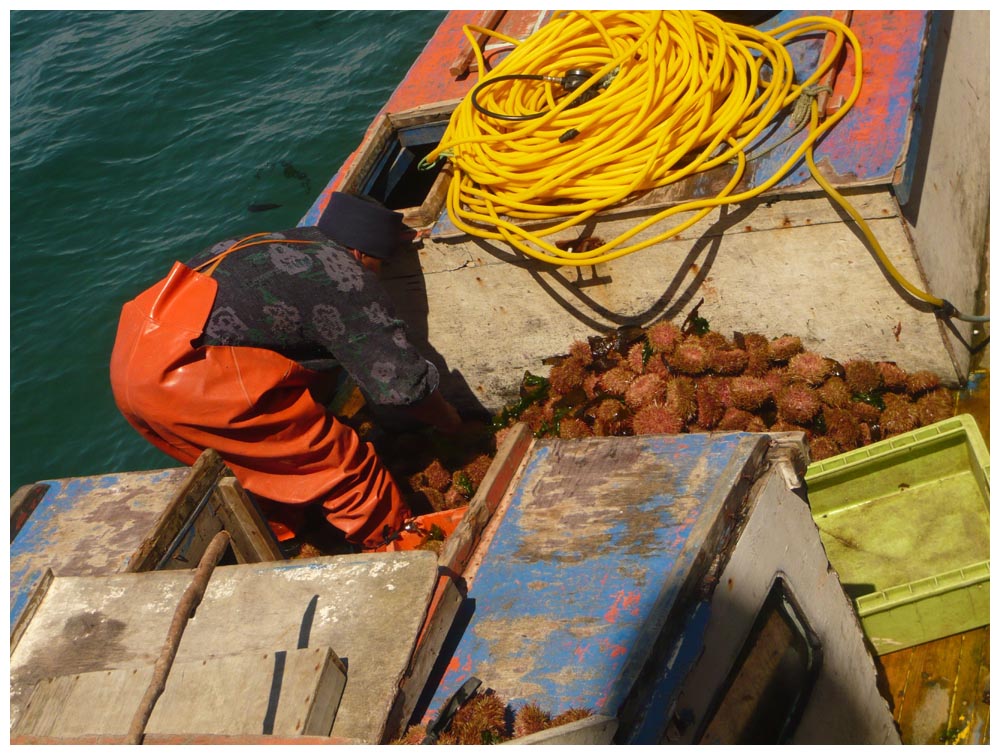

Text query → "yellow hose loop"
[804,116,945,308]
[429,10,863,266]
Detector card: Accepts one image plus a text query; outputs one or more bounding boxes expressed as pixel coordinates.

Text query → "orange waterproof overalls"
[109,237,410,549]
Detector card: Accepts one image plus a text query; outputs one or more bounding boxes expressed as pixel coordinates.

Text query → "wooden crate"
[10,449,282,635]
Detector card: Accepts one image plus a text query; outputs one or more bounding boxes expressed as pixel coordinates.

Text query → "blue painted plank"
[425,432,765,722]
[10,468,188,628]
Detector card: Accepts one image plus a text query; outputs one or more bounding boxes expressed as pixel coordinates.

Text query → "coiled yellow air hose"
[425,10,988,323]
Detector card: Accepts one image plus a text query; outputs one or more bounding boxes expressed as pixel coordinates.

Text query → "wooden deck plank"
[13,646,346,738]
[878,627,990,744]
[10,552,443,744]
[424,432,770,720]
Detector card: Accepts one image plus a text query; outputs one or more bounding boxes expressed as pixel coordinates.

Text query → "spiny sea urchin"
[558,417,594,440]
[776,383,821,424]
[626,341,647,375]
[582,372,601,400]
[822,406,862,452]
[915,387,954,426]
[644,352,672,378]
[817,376,854,409]
[849,398,883,426]
[876,361,909,392]
[768,335,804,363]
[729,375,772,411]
[695,377,728,430]
[513,703,552,738]
[547,356,589,396]
[550,708,595,727]
[665,376,698,422]
[844,359,882,395]
[709,347,749,375]
[632,404,685,435]
[624,373,668,409]
[880,393,920,437]
[809,435,842,462]
[568,339,594,366]
[717,407,757,432]
[787,351,835,386]
[440,690,509,745]
[419,460,453,491]
[598,365,637,396]
[646,320,683,354]
[668,341,710,375]
[905,369,941,396]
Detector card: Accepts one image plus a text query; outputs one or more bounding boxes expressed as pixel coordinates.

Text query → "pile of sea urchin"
[492,318,955,463]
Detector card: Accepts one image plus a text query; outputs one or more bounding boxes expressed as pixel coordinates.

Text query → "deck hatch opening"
[336,101,458,229]
[362,122,446,210]
[696,575,822,744]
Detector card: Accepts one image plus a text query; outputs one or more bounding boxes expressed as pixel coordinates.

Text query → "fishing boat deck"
[9,9,988,746]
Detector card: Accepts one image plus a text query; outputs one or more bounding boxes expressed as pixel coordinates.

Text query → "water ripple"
[10,10,447,491]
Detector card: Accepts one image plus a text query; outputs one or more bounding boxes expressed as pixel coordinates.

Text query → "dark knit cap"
[316,191,411,260]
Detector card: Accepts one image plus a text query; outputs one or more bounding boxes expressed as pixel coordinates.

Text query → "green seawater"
[10,10,448,493]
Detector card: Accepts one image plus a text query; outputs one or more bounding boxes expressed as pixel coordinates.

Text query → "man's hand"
[404,389,462,433]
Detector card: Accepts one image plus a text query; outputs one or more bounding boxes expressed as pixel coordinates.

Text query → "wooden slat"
[448,10,505,77]
[11,733,358,745]
[214,477,284,563]
[387,577,465,743]
[878,627,990,744]
[127,449,229,571]
[10,483,50,542]
[503,715,619,745]
[10,568,53,651]
[13,647,346,738]
[438,422,533,577]
[10,552,443,744]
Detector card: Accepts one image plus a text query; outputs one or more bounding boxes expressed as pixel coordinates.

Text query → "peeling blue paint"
[425,432,761,727]
[10,468,188,628]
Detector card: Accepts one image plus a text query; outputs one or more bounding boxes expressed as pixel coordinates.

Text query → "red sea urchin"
[709,347,749,375]
[905,369,942,396]
[624,373,667,409]
[558,416,593,439]
[809,435,842,462]
[646,320,683,354]
[665,376,698,422]
[787,351,835,386]
[598,365,636,396]
[695,377,728,430]
[513,703,552,738]
[880,393,920,437]
[550,708,594,727]
[844,359,882,395]
[822,406,862,452]
[817,376,853,409]
[916,387,954,425]
[632,404,685,435]
[668,341,710,375]
[768,335,804,363]
[776,384,821,424]
[547,356,588,396]
[729,375,772,411]
[440,690,509,745]
[626,341,647,374]
[876,361,909,392]
[717,407,757,432]
[568,339,594,365]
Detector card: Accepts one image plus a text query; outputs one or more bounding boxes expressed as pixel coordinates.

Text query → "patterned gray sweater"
[186,227,438,407]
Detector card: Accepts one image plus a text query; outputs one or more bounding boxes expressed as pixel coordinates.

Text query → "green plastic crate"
[804,414,990,655]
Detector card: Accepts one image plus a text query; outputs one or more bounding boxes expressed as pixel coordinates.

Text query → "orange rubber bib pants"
[109,257,409,549]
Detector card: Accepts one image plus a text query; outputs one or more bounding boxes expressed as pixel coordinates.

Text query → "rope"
[426,10,988,323]
[426,10,860,266]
